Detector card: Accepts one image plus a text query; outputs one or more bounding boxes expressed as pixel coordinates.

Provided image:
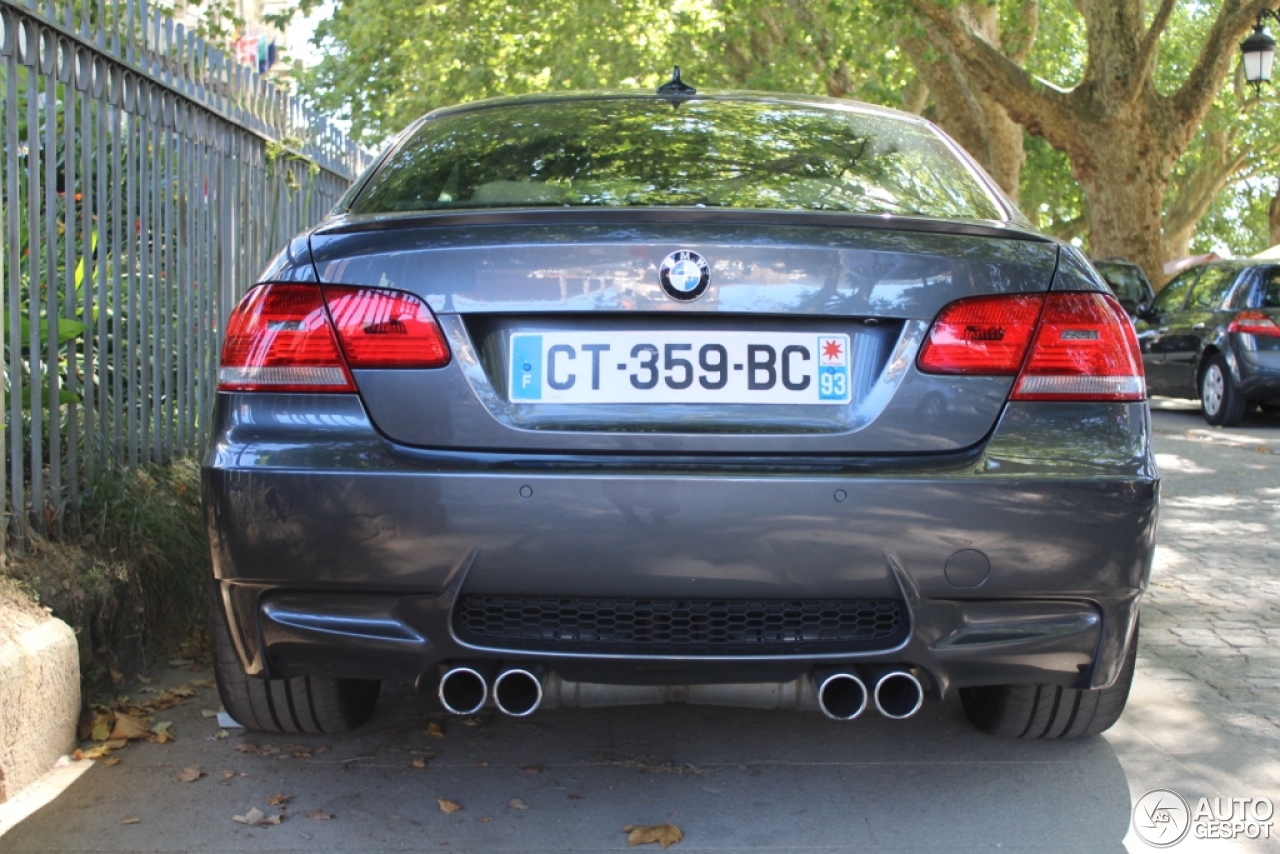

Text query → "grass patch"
[82,458,208,648]
[2,458,209,694]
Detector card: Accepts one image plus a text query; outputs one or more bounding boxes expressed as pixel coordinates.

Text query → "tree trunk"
[1163,225,1194,263]
[902,2,1027,203]
[1270,187,1280,249]
[1068,127,1169,286]
[905,0,1273,290]
[906,40,1025,201]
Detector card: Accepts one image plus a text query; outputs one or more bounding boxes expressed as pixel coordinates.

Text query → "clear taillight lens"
[1011,292,1145,401]
[919,291,1145,401]
[323,286,450,368]
[218,283,354,392]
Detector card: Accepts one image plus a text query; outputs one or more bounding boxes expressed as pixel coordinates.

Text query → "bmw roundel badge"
[658,250,711,301]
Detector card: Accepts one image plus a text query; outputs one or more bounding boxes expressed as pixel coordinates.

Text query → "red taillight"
[322,286,450,368]
[1228,310,1280,337]
[920,291,1145,401]
[1011,292,1145,401]
[218,283,354,392]
[917,294,1045,374]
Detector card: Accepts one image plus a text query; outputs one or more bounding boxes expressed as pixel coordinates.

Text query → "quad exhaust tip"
[494,667,545,717]
[873,670,924,720]
[438,666,488,715]
[815,672,868,721]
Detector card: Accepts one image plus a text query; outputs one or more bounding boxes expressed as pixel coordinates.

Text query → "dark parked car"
[206,85,1157,740]
[1093,258,1156,319]
[1137,260,1280,425]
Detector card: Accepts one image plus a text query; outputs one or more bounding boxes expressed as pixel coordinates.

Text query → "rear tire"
[211,589,380,733]
[959,621,1138,739]
[1200,354,1246,427]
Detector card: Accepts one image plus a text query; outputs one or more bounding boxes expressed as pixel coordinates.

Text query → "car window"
[1254,268,1280,308]
[351,99,1007,220]
[1186,266,1237,310]
[1095,263,1146,303]
[1151,269,1198,312]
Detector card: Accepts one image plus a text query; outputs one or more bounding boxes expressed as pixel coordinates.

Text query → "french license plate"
[508,332,852,404]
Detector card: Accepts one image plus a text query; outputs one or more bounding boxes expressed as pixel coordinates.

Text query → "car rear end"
[1228,265,1280,402]
[205,93,1158,736]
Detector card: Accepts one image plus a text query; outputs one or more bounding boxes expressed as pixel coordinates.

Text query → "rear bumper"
[205,395,1158,696]
[1236,348,1280,398]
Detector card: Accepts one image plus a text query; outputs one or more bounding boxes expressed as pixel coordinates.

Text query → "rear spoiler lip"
[311,207,1052,244]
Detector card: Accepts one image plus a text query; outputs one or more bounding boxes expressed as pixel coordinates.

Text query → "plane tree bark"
[907,0,1273,286]
[901,1,1038,203]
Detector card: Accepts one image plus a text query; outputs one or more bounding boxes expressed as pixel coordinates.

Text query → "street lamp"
[1241,10,1279,95]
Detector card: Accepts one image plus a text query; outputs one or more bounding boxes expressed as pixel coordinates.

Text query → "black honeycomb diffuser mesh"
[456,596,905,654]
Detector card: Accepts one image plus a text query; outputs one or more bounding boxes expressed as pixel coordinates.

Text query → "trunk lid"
[309,216,1059,455]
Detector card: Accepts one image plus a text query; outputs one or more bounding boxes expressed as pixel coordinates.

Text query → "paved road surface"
[2,404,1277,852]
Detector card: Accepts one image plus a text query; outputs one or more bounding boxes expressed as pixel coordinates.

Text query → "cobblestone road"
[1,402,1277,852]
[1109,402,1280,850]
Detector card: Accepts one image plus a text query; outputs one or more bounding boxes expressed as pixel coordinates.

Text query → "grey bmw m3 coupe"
[206,83,1158,739]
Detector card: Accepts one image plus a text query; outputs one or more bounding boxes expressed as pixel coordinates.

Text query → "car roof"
[419,89,937,128]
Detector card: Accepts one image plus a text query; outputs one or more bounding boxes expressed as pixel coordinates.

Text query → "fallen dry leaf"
[234,743,257,753]
[109,668,124,686]
[477,816,493,823]
[120,817,140,825]
[291,748,312,759]
[168,685,197,698]
[192,678,216,688]
[103,739,128,750]
[508,798,529,811]
[522,764,547,774]
[306,811,334,820]
[110,714,152,741]
[458,717,480,727]
[233,807,283,827]
[623,823,683,849]
[176,767,204,783]
[426,722,444,738]
[438,798,463,814]
[103,757,122,766]
[74,744,114,761]
[138,675,153,684]
[201,709,220,718]
[222,771,235,780]
[215,729,229,740]
[152,721,174,744]
[267,793,291,806]
[410,757,428,769]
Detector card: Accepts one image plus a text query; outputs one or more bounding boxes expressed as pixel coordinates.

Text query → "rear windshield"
[349,98,1007,221]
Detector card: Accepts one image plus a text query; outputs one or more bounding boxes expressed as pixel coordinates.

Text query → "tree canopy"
[296,0,1280,277]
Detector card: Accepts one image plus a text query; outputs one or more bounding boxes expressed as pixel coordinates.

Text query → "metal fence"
[0,0,369,547]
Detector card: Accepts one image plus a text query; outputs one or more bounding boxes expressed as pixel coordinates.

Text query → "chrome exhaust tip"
[873,670,924,720]
[494,666,545,717]
[438,666,489,715]
[814,671,868,721]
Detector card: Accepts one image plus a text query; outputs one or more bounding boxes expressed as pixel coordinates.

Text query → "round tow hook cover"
[944,549,990,588]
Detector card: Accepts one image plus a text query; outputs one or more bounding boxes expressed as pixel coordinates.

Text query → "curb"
[0,600,80,804]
